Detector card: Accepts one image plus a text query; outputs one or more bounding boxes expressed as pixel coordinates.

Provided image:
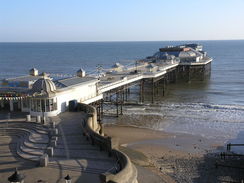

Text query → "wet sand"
[104,124,244,183]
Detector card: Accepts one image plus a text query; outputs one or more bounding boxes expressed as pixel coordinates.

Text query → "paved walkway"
[49,112,118,182]
[0,112,118,183]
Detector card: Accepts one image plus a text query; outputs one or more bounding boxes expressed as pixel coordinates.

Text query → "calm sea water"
[1,40,244,150]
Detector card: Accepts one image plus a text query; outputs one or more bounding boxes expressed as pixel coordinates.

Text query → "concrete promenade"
[0,112,117,183]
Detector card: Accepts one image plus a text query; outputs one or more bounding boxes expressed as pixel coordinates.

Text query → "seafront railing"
[77,103,138,183]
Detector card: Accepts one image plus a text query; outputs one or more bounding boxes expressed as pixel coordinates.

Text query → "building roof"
[32,77,56,93]
[146,63,157,69]
[5,75,43,82]
[112,63,123,68]
[56,76,98,87]
[154,47,202,59]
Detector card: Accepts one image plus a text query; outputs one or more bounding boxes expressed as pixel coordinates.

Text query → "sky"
[0,0,244,42]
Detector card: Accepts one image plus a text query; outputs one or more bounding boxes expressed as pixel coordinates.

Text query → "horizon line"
[0,38,244,43]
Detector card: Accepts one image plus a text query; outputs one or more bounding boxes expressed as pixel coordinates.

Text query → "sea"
[0,40,244,152]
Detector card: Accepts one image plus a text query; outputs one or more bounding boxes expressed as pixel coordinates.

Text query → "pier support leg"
[163,78,165,96]
[188,66,191,82]
[173,69,177,83]
[116,93,119,117]
[139,79,144,103]
[152,79,155,104]
[142,80,144,102]
[126,87,129,101]
[101,100,104,118]
[120,91,123,115]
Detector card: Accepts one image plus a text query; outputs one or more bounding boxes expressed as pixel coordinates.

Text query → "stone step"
[0,128,30,139]
[19,143,45,156]
[16,144,40,162]
[49,158,117,172]
[57,140,91,146]
[29,133,49,144]
[0,128,49,144]
[57,136,88,143]
[48,162,112,174]
[23,140,48,150]
[55,144,98,150]
[0,128,49,146]
[0,131,22,137]
[0,125,49,137]
[53,149,113,161]
[0,122,48,131]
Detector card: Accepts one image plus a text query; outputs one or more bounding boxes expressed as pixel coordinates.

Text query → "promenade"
[0,112,117,183]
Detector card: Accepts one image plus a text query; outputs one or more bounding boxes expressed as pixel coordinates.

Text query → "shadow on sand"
[192,131,244,183]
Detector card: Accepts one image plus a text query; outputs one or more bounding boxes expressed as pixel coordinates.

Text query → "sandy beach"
[104,123,244,183]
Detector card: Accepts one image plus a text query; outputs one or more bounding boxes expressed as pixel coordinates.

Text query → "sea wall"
[77,103,138,183]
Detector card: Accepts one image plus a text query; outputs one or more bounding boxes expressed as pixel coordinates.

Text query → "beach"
[104,121,244,183]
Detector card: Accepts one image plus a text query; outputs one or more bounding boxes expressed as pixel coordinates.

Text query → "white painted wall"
[29,81,98,117]
[56,81,97,113]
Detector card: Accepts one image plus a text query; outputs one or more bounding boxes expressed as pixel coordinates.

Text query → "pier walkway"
[82,57,212,107]
[82,58,212,118]
[98,63,178,94]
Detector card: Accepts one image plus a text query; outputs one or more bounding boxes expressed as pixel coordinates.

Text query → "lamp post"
[64,174,72,183]
[96,64,103,79]
[8,168,24,183]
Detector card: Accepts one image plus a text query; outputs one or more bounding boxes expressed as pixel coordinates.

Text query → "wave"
[122,102,244,124]
[201,103,244,111]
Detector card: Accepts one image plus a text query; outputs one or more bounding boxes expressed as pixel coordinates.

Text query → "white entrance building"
[0,68,102,117]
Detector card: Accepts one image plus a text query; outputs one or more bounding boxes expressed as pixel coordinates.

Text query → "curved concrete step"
[0,122,49,135]
[0,131,22,137]
[48,162,112,174]
[57,140,91,146]
[23,140,48,150]
[0,128,48,162]
[58,136,89,144]
[28,133,49,144]
[19,144,44,156]
[53,149,114,161]
[55,144,98,150]
[0,128,30,138]
[0,127,49,144]
[48,158,117,173]
[16,143,40,162]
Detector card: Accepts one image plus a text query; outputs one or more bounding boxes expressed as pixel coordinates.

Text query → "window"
[49,99,54,111]
[31,98,57,112]
[22,98,29,108]
[41,99,45,112]
[37,99,41,112]
[46,99,50,112]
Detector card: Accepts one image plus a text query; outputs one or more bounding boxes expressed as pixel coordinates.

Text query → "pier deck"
[98,58,212,97]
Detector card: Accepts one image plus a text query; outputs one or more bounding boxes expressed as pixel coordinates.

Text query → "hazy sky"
[0,0,244,42]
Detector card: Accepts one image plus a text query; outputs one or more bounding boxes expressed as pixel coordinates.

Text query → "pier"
[91,57,212,119]
[0,43,213,118]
